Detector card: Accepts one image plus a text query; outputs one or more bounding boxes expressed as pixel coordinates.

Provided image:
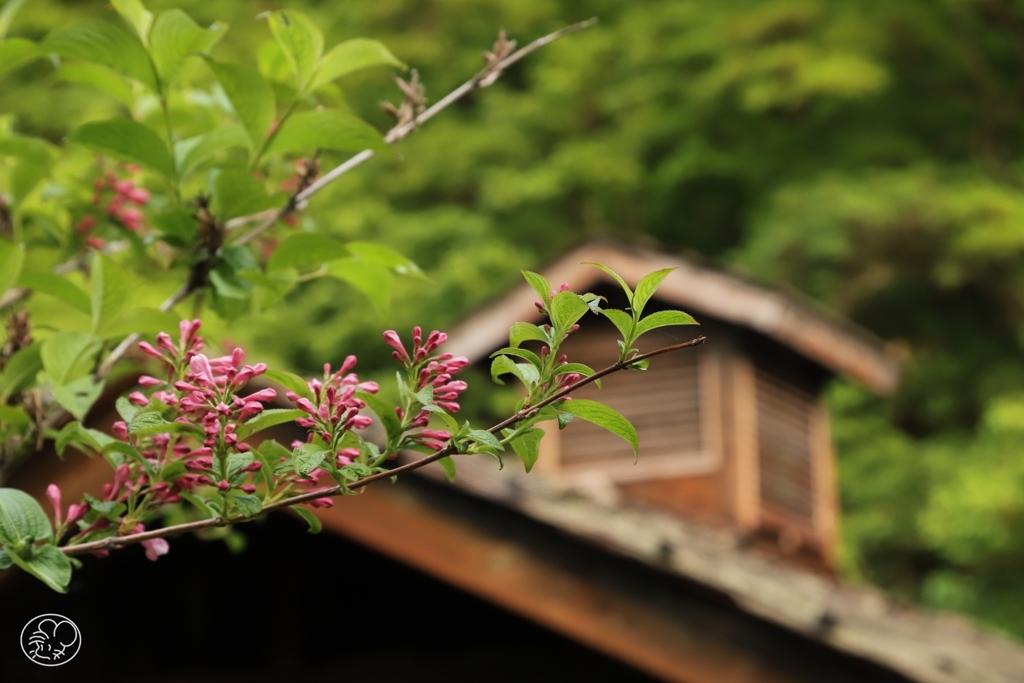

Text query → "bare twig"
[94,281,193,379]
[61,334,704,557]
[233,18,598,247]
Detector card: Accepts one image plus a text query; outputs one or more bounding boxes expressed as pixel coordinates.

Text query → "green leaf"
[509,322,549,348]
[564,399,639,461]
[0,0,27,41]
[557,412,574,430]
[41,332,98,384]
[600,308,634,343]
[175,124,248,176]
[69,119,175,179]
[104,440,154,477]
[115,396,142,423]
[490,355,536,388]
[0,38,38,78]
[634,310,699,337]
[269,232,350,271]
[293,443,328,476]
[0,241,25,300]
[0,548,12,570]
[326,259,394,318]
[204,58,275,152]
[10,544,72,593]
[90,253,131,336]
[357,390,402,445]
[0,405,29,431]
[309,38,404,92]
[180,492,217,518]
[489,347,542,368]
[585,262,633,305]
[632,268,676,318]
[468,429,502,450]
[267,10,323,88]
[0,343,41,401]
[111,0,153,45]
[290,505,322,533]
[102,308,180,339]
[43,20,156,91]
[212,170,275,220]
[264,109,387,157]
[262,368,313,401]
[521,270,552,307]
[0,134,57,166]
[236,408,306,440]
[56,62,134,107]
[149,9,226,83]
[510,428,545,473]
[345,241,422,276]
[127,411,169,434]
[549,291,590,333]
[437,456,456,483]
[10,159,47,202]
[230,493,262,518]
[17,272,89,315]
[421,404,460,434]
[0,488,52,547]
[52,376,105,421]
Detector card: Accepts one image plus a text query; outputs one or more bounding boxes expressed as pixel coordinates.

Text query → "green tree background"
[5,0,1024,638]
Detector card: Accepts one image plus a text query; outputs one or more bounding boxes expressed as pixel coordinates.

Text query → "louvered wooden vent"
[755,369,815,522]
[557,328,714,480]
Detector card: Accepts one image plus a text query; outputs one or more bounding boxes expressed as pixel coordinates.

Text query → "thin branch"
[61,334,704,557]
[0,287,29,309]
[233,18,598,247]
[94,281,193,380]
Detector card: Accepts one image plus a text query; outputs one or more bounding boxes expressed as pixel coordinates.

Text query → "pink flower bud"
[238,484,256,494]
[346,415,373,430]
[339,355,357,375]
[383,331,409,362]
[128,391,149,406]
[66,503,88,525]
[245,388,277,403]
[127,187,151,204]
[142,538,169,562]
[420,430,451,441]
[112,421,128,440]
[76,216,96,234]
[138,341,167,360]
[119,207,143,232]
[217,480,230,492]
[310,497,334,508]
[46,484,62,526]
[138,375,162,387]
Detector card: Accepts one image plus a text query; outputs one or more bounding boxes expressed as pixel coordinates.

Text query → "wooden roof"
[6,415,1024,682]
[446,243,901,394]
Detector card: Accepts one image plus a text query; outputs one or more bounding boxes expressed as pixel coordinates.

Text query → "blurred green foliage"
[5,0,1024,637]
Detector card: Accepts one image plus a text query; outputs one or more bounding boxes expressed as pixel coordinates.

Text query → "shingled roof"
[446,242,901,394]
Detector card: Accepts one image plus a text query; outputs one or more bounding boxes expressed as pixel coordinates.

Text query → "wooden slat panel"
[755,368,814,520]
[559,329,704,468]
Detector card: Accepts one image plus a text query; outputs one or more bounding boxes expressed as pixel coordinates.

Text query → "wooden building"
[446,242,900,571]
[3,243,1024,683]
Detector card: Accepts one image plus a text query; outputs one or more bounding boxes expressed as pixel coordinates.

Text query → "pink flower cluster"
[76,170,151,247]
[290,356,379,445]
[386,326,469,450]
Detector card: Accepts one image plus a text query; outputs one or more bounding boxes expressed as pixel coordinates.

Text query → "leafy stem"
[58,334,704,558]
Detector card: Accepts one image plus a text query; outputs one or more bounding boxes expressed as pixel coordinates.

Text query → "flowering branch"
[232,18,599,247]
[60,334,703,558]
